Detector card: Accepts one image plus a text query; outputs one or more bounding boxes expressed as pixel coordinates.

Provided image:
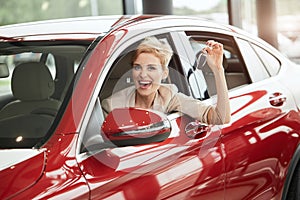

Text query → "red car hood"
[0,149,46,199]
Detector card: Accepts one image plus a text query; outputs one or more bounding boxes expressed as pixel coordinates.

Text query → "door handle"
[185,121,209,139]
[269,92,286,107]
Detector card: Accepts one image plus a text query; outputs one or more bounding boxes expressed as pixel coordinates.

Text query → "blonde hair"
[133,36,173,70]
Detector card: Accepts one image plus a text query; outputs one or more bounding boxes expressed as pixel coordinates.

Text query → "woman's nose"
[139,68,148,78]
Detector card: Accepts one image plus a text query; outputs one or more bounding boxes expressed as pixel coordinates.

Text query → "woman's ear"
[162,68,169,79]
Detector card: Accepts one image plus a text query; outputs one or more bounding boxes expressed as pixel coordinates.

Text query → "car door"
[179,29,299,199]
[76,30,226,199]
[222,37,299,199]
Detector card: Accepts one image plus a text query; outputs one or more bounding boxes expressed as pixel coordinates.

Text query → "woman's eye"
[147,65,157,71]
[133,65,142,71]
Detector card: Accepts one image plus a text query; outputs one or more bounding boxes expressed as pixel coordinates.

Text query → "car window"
[0,53,42,94]
[251,44,281,76]
[80,97,107,154]
[236,38,270,82]
[0,42,88,149]
[185,32,251,96]
[81,33,194,153]
[99,33,190,102]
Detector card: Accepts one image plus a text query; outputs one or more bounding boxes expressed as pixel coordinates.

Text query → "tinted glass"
[236,38,269,82]
[0,41,89,149]
[186,32,250,96]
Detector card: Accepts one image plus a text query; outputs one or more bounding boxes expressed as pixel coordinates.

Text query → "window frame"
[251,43,281,76]
[180,30,251,97]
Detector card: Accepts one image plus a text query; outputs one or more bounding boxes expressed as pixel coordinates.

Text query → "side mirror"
[101,107,171,147]
[0,63,9,78]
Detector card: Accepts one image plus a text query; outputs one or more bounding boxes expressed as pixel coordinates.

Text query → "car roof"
[114,15,233,33]
[0,15,235,42]
[0,15,125,41]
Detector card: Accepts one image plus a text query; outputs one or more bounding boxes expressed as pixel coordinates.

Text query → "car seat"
[100,51,135,100]
[0,62,61,119]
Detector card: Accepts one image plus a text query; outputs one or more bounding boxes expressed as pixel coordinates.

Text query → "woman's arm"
[203,40,231,124]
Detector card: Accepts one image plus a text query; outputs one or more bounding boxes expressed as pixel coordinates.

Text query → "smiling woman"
[101,36,231,125]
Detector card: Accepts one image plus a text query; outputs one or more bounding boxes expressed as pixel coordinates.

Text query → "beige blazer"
[101,84,212,124]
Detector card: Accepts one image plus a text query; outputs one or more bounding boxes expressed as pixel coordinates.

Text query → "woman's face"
[132,52,168,97]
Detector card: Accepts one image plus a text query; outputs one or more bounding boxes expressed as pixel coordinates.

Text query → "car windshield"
[0,40,91,149]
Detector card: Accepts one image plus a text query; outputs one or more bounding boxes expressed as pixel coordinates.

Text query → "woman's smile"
[138,80,152,89]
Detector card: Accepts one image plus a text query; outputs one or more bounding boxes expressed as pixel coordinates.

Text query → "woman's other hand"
[202,40,224,73]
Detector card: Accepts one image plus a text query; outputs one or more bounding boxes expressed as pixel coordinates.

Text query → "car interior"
[99,33,251,105]
[99,34,191,102]
[0,34,251,149]
[0,42,89,148]
[187,32,251,96]
[0,62,61,119]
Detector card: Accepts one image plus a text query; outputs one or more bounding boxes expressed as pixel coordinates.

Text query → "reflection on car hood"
[0,149,43,170]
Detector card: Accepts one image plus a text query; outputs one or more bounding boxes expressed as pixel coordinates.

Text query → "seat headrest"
[12,62,54,101]
[111,51,134,79]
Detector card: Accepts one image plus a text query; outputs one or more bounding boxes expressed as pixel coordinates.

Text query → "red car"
[0,15,299,200]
